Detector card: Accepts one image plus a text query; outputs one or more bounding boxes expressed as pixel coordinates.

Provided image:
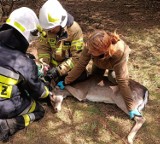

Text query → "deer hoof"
[127,135,134,144]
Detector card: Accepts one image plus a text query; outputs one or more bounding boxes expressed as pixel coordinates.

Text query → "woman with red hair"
[57,30,142,120]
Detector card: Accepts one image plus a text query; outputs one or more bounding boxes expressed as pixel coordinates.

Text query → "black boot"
[0,119,17,142]
[0,119,10,141]
[6,118,17,135]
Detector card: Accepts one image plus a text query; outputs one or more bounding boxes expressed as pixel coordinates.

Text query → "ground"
[0,0,160,144]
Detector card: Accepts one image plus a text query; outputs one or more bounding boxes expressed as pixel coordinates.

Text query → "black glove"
[56,27,68,41]
[26,53,36,60]
[44,67,60,83]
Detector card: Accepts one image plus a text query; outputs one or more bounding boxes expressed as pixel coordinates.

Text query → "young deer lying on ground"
[50,75,148,144]
[27,47,148,144]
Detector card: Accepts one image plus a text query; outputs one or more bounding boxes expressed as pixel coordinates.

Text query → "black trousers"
[14,100,45,131]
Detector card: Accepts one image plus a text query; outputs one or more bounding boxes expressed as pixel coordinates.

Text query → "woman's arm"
[64,47,91,84]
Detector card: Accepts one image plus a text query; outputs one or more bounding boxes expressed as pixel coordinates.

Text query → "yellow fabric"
[62,45,69,50]
[38,53,50,59]
[48,38,56,48]
[6,19,25,32]
[71,38,83,51]
[14,21,25,32]
[56,47,62,53]
[0,83,12,98]
[37,24,47,40]
[0,75,18,98]
[28,100,36,113]
[0,75,18,85]
[37,24,43,32]
[51,59,58,66]
[41,86,49,98]
[22,114,30,127]
[66,58,74,69]
[48,14,59,23]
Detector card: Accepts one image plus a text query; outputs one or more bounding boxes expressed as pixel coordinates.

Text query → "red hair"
[87,30,120,56]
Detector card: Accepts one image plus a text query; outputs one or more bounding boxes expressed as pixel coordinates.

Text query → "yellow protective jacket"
[37,21,84,76]
[65,40,135,111]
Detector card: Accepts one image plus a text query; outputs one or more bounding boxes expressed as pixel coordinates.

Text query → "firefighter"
[57,30,142,120]
[37,0,85,83]
[0,7,54,141]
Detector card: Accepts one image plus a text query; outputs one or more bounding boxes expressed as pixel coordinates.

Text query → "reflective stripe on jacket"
[37,21,84,76]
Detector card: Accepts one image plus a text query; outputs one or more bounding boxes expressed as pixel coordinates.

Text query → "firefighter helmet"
[39,0,68,30]
[6,7,39,42]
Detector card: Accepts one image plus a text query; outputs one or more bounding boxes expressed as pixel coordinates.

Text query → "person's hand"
[44,67,59,82]
[57,81,65,90]
[129,109,142,119]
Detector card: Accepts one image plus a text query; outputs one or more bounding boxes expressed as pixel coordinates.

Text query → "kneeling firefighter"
[37,0,87,83]
[0,7,54,141]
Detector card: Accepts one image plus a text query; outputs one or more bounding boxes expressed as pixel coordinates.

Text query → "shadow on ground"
[0,0,160,144]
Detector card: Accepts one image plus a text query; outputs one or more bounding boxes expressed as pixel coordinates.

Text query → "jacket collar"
[0,24,29,53]
[66,13,74,27]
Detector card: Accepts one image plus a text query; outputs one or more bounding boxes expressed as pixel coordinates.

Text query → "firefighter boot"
[0,118,17,141]
[6,118,17,135]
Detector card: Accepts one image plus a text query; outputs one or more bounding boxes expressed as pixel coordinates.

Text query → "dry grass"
[0,0,160,144]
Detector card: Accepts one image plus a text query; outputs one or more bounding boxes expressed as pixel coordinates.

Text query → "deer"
[27,43,148,144]
[50,75,148,144]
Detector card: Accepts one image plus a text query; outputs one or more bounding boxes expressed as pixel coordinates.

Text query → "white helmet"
[39,0,68,30]
[6,7,39,42]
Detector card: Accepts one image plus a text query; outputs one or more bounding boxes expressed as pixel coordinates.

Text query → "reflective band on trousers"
[41,86,49,98]
[23,113,36,127]
[19,100,36,115]
[6,18,25,33]
[28,100,36,113]
[22,114,30,126]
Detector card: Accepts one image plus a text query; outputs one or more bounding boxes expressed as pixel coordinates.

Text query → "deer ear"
[49,94,55,101]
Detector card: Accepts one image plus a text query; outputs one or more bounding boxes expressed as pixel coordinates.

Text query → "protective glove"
[56,27,68,41]
[44,67,59,83]
[57,81,65,90]
[129,109,142,119]
[26,53,36,60]
[37,64,44,77]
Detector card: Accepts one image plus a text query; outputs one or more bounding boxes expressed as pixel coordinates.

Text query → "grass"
[0,0,160,144]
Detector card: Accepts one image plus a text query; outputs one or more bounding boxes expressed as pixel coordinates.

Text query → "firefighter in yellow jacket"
[37,0,84,83]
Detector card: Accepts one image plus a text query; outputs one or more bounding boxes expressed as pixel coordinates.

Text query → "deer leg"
[127,116,146,144]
